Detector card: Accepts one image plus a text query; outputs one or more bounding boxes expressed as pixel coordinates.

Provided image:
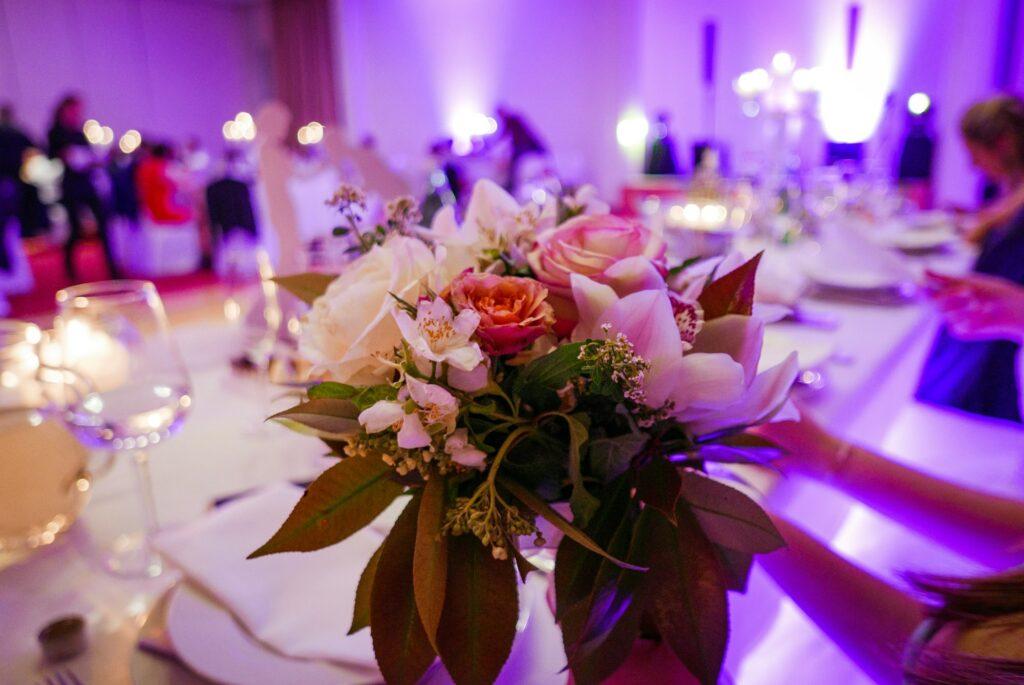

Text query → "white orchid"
[444,428,487,470]
[395,297,484,372]
[359,376,459,449]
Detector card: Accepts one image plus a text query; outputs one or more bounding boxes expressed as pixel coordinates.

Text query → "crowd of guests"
[0,93,255,288]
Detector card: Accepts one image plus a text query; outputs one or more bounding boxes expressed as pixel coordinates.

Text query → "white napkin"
[154,482,383,666]
[803,220,915,289]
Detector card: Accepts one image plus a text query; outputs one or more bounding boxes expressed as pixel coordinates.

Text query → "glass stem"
[130,449,160,536]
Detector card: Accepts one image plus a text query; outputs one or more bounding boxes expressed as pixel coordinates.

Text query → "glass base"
[104,532,163,578]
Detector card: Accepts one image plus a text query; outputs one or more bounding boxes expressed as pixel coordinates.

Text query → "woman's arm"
[755,417,1024,569]
[760,515,925,685]
[963,182,1024,244]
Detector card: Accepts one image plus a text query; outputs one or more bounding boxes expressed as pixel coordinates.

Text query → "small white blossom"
[394,297,483,372]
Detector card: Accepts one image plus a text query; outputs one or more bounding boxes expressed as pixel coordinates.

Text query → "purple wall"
[335,0,1011,204]
[0,0,271,150]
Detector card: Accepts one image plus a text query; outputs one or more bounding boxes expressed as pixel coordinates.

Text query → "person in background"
[916,94,1024,423]
[752,272,1024,684]
[135,143,194,225]
[107,145,140,227]
[644,111,681,175]
[896,104,936,209]
[47,94,120,280]
[0,104,50,239]
[956,95,1024,244]
[493,104,548,190]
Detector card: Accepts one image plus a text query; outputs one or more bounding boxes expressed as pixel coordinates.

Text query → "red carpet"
[8,237,219,319]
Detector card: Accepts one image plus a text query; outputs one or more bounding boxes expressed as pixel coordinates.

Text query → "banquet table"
[3,248,1023,685]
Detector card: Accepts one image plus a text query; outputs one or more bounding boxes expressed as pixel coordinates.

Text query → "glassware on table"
[54,280,192,577]
[0,321,91,567]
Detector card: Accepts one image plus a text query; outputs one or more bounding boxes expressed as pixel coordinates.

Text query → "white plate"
[802,263,907,291]
[167,582,380,685]
[759,328,835,373]
[877,226,957,252]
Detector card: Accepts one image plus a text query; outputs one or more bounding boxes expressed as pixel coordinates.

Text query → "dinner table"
[2,234,1023,685]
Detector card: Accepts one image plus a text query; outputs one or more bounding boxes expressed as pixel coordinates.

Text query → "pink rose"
[527,215,666,336]
[448,272,555,356]
[527,214,666,294]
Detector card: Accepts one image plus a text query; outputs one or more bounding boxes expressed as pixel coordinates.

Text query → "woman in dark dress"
[917,95,1024,423]
[47,94,121,281]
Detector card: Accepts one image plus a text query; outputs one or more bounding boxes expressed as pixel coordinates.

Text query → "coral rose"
[448,272,555,356]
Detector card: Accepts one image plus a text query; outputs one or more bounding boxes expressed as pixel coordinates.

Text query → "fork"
[36,668,84,685]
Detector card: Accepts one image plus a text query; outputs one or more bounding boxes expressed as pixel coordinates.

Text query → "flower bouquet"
[251,180,797,685]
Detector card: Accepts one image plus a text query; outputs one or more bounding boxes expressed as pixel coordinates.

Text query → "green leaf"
[248,457,403,557]
[436,533,519,685]
[272,272,337,305]
[636,456,682,524]
[307,382,360,400]
[697,251,762,320]
[498,477,646,571]
[678,469,785,553]
[414,475,448,652]
[348,541,383,634]
[589,432,648,482]
[370,497,436,685]
[511,341,585,411]
[554,478,631,620]
[642,505,730,685]
[565,507,650,685]
[547,412,598,526]
[308,382,399,411]
[667,255,704,277]
[269,398,361,439]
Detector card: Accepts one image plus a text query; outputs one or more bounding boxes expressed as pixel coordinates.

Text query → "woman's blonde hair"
[960,95,1024,168]
[904,569,1024,684]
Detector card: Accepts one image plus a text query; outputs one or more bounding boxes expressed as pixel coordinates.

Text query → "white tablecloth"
[2,258,1022,684]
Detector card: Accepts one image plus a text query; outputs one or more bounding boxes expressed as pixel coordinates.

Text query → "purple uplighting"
[1,2,1023,685]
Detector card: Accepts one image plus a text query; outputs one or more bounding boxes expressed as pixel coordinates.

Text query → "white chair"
[126,214,202,277]
[0,218,35,315]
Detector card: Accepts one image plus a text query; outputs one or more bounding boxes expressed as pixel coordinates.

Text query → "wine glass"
[54,280,192,577]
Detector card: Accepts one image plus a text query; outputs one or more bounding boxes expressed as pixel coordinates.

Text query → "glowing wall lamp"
[615,111,649,149]
[449,109,497,155]
[907,92,931,116]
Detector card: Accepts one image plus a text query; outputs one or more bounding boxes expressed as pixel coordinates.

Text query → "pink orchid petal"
[684,352,800,437]
[569,274,619,341]
[668,353,746,412]
[603,289,683,363]
[691,315,765,385]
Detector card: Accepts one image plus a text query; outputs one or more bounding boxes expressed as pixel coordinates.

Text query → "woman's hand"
[750,409,850,481]
[924,271,1024,342]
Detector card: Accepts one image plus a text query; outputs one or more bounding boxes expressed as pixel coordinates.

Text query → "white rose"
[300,236,443,384]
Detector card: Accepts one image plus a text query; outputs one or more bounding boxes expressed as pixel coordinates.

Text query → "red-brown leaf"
[697,252,763,320]
[414,475,448,651]
[436,534,518,685]
[248,456,403,558]
[642,506,729,685]
[370,498,436,685]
